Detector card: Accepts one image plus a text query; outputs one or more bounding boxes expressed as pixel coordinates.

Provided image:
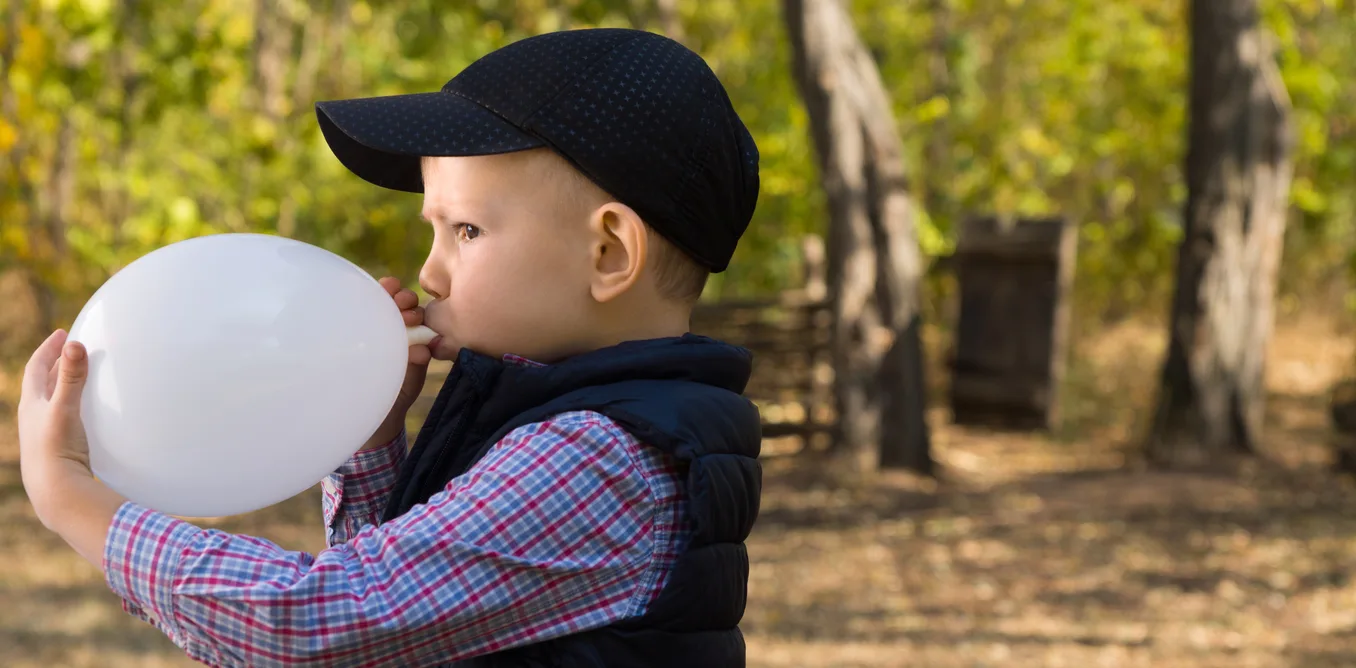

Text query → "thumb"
[51,342,88,413]
[401,360,429,395]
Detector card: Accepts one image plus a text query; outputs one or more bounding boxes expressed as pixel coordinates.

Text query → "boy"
[17,28,761,667]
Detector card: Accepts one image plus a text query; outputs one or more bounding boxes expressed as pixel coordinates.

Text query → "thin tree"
[783,0,932,474]
[1148,0,1293,466]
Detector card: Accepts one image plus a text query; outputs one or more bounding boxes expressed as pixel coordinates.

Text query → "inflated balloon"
[69,233,435,518]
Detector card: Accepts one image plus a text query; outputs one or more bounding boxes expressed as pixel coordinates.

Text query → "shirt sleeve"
[102,413,662,667]
[321,430,407,547]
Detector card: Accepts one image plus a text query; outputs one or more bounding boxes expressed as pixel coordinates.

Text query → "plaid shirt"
[102,405,692,667]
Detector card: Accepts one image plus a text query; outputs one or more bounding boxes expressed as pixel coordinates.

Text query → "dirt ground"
[3,316,1356,667]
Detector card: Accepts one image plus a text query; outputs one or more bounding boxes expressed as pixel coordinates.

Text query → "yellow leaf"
[78,0,111,18]
[2,223,30,258]
[1017,126,1050,156]
[0,119,15,153]
[222,12,253,48]
[350,1,372,26]
[915,96,951,124]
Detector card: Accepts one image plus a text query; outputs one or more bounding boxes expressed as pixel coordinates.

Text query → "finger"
[377,276,400,296]
[408,344,431,366]
[48,354,60,397]
[22,330,67,397]
[425,333,451,361]
[48,339,68,390]
[393,288,419,310]
[401,306,424,327]
[50,341,89,414]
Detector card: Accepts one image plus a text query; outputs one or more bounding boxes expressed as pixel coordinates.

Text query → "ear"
[587,201,648,304]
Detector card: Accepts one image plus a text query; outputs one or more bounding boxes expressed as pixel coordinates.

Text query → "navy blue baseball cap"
[315,28,760,273]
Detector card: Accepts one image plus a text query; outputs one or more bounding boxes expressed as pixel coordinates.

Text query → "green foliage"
[862,0,1353,317]
[0,0,820,314]
[0,0,1353,325]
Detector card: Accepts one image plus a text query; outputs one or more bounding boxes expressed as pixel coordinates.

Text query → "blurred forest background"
[3,0,1356,666]
[1,0,1353,338]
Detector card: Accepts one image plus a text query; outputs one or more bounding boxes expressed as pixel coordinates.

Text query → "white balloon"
[69,233,413,518]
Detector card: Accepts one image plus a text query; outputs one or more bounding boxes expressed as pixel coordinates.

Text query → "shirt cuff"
[335,429,408,478]
[102,501,202,644]
[321,429,407,526]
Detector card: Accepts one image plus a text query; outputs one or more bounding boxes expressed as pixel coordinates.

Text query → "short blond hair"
[550,151,709,305]
[646,230,709,304]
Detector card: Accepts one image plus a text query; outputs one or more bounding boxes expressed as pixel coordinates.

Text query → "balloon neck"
[406,325,438,346]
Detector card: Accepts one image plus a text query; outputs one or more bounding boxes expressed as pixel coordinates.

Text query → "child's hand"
[16,329,122,566]
[17,330,94,516]
[361,277,432,450]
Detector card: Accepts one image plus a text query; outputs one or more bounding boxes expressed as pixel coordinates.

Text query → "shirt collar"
[502,353,546,368]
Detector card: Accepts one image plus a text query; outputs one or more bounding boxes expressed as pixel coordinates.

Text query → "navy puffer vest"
[382,334,763,667]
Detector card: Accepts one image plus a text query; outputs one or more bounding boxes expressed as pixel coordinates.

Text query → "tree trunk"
[252,0,293,123]
[109,0,144,255]
[45,115,76,258]
[291,8,330,125]
[317,0,353,98]
[237,0,294,235]
[1,0,53,338]
[0,0,16,113]
[783,0,933,475]
[655,0,685,46]
[1,0,23,177]
[1147,0,1293,467]
[922,0,953,227]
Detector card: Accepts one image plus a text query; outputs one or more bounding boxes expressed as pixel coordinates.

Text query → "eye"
[452,223,482,242]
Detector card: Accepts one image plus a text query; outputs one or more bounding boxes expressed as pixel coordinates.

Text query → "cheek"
[450,240,584,322]
[441,246,517,322]
[453,248,549,310]
[513,239,589,304]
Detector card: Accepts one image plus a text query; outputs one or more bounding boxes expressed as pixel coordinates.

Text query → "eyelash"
[451,223,482,242]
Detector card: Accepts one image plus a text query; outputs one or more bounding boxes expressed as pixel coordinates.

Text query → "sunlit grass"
[3,315,1356,666]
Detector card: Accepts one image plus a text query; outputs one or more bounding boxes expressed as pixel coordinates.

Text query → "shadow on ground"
[2,317,1355,667]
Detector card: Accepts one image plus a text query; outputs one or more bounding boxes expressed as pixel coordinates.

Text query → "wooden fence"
[409,224,1074,450]
[689,297,833,453]
[691,236,834,453]
[408,237,835,455]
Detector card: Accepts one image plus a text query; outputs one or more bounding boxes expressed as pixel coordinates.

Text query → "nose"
[419,254,447,301]
[419,273,444,301]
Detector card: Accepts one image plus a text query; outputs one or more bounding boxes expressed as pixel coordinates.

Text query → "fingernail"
[65,344,85,361]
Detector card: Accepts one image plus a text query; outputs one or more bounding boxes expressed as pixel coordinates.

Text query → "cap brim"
[315,92,544,194]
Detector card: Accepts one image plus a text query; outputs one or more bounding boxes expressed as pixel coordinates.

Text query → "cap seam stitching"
[522,31,650,125]
[671,92,727,267]
[442,33,647,197]
[457,33,660,230]
[531,36,726,270]
[444,31,648,134]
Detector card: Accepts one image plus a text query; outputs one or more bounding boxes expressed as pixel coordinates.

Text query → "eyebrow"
[422,206,480,226]
[420,207,452,223]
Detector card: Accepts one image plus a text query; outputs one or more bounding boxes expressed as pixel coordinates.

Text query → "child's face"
[417,149,603,363]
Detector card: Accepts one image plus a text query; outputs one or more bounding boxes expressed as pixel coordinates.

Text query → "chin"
[430,336,505,362]
[428,336,458,361]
